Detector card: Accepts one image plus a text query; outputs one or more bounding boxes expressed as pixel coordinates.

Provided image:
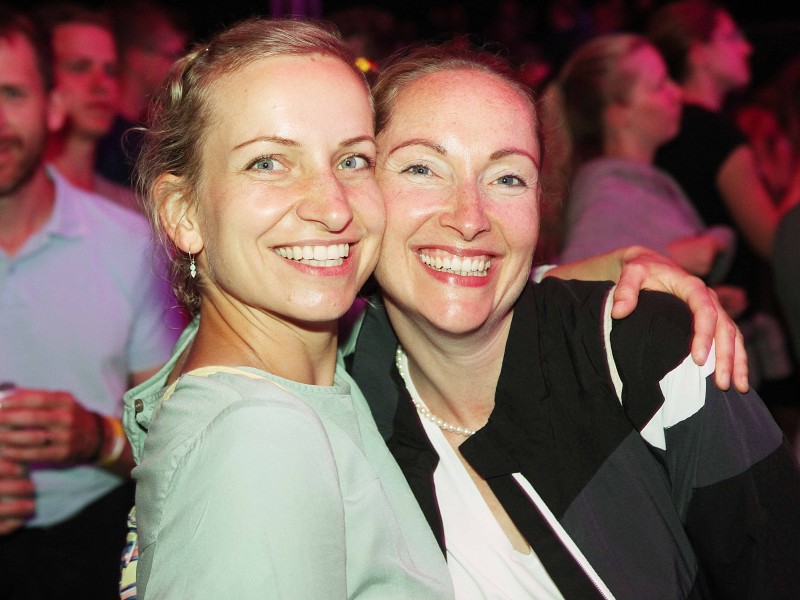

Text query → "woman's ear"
[605,101,628,130]
[155,173,203,254]
[688,41,708,73]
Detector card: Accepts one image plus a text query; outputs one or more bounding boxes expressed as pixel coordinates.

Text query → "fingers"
[702,287,749,392]
[0,390,98,463]
[0,460,34,535]
[0,389,71,410]
[0,427,66,463]
[685,291,717,369]
[0,518,27,535]
[0,390,76,430]
[0,476,34,504]
[0,458,27,477]
[708,315,734,392]
[607,250,750,393]
[610,261,647,319]
[685,286,749,393]
[732,326,750,393]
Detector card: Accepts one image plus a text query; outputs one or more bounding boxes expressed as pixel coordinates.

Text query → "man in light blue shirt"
[0,9,176,599]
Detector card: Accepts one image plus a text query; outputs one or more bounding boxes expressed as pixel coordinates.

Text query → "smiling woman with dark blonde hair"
[124,18,452,598]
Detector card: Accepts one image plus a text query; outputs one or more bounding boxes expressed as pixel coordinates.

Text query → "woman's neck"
[386,302,513,431]
[681,76,724,112]
[604,131,656,164]
[182,294,339,386]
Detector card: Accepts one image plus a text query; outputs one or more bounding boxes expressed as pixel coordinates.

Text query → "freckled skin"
[375,69,540,337]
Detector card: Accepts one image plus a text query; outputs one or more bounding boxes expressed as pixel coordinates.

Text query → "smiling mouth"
[418,250,491,277]
[274,243,350,267]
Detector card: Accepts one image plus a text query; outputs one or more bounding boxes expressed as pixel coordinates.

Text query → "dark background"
[153,1,800,37]
[11,0,799,39]
[9,0,800,88]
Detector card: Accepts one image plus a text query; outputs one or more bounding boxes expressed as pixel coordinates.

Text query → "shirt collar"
[42,165,89,242]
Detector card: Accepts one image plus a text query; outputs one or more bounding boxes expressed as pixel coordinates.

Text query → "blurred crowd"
[6,0,800,492]
[4,0,799,464]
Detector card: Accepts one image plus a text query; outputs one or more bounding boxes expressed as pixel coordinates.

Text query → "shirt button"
[134,399,144,413]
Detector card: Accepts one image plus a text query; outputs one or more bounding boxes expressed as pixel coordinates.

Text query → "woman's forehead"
[385,69,539,150]
[394,69,533,123]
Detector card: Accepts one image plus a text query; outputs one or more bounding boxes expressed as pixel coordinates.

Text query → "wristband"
[97,417,126,467]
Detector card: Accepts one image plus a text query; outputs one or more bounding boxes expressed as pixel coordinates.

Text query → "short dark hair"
[0,4,54,91]
[33,2,113,35]
[646,0,721,83]
[111,0,191,55]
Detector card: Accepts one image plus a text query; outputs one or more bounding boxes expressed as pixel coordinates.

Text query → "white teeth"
[418,251,491,276]
[275,243,350,267]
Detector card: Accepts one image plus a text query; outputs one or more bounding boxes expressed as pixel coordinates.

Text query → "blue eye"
[403,164,432,176]
[338,155,371,170]
[251,157,279,171]
[494,174,526,187]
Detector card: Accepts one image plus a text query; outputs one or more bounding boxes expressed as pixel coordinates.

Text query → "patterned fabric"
[119,506,139,600]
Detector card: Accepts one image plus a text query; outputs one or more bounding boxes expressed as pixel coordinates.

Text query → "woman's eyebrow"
[233,135,376,151]
[340,135,377,149]
[387,138,446,157]
[233,135,299,150]
[491,147,540,167]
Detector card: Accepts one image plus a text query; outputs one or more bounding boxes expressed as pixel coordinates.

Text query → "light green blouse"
[123,318,452,599]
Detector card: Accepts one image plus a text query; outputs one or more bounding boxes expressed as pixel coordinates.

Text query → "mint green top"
[123,319,453,599]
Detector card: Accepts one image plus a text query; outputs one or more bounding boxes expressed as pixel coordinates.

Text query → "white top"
[397,351,565,600]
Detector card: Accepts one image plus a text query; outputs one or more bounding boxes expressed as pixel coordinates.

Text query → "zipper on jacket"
[512,474,615,600]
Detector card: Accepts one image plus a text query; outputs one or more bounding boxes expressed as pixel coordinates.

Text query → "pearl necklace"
[395,346,478,437]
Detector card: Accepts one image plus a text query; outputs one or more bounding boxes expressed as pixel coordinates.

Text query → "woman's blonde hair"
[135,17,364,315]
[557,33,650,163]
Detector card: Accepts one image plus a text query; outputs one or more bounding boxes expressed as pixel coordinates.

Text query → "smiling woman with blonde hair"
[124,18,452,598]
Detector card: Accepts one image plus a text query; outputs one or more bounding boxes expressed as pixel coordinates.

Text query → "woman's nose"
[295,171,354,233]
[438,183,490,241]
